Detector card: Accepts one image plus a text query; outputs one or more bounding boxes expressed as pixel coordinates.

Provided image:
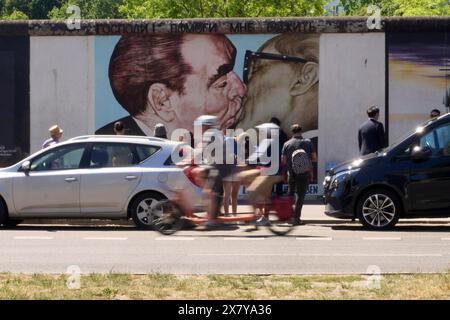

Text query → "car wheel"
[0,200,9,228]
[7,219,23,228]
[130,192,166,229]
[357,188,401,230]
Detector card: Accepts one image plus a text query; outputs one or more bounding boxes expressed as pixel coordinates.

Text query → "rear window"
[164,155,175,166]
[88,143,138,168]
[136,145,160,162]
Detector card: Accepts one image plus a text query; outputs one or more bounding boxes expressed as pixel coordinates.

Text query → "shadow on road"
[332,224,450,232]
[8,225,137,232]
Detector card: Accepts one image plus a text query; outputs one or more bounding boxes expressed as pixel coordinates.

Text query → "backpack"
[291,148,312,174]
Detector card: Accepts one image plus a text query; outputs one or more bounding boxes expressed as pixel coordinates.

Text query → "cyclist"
[190,115,236,227]
[241,122,285,225]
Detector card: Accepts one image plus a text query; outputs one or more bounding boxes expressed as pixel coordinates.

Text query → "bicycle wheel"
[151,200,184,235]
[266,209,294,236]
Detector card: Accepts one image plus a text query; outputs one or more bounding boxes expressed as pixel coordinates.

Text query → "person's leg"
[274,180,284,196]
[262,175,282,219]
[231,180,240,215]
[206,168,223,222]
[288,170,296,195]
[223,181,232,215]
[293,173,309,224]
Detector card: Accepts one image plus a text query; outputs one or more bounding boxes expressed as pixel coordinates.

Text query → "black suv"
[323,113,450,229]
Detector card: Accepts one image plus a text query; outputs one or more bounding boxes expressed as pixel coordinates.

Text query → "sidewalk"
[19,202,450,226]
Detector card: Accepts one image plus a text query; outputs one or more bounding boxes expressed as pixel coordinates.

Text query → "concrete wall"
[30,36,95,153]
[318,33,386,193]
[1,19,449,196]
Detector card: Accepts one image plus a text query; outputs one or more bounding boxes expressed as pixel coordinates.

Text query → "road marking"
[363,237,401,241]
[155,237,194,241]
[442,238,450,241]
[296,237,332,241]
[189,253,443,257]
[13,236,54,240]
[83,237,128,241]
[296,253,442,257]
[190,253,296,257]
[224,237,265,241]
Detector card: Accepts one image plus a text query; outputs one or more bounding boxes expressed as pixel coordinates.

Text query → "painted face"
[238,42,318,134]
[170,34,246,133]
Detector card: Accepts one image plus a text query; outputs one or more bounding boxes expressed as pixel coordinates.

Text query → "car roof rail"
[68,135,169,142]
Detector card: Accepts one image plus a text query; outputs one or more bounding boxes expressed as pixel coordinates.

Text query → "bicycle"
[150,165,295,236]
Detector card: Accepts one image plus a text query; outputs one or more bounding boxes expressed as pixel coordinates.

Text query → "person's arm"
[281,155,287,166]
[358,128,362,151]
[280,142,288,177]
[309,142,317,183]
[378,123,386,148]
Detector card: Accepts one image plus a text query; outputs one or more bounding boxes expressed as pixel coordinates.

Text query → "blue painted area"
[227,34,276,79]
[94,34,277,130]
[95,36,125,130]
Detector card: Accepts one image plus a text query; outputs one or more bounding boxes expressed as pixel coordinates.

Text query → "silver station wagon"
[0,135,202,229]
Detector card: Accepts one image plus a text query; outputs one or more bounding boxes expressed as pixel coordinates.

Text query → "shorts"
[223,166,241,182]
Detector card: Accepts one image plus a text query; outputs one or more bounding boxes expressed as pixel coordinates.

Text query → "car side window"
[88,143,139,168]
[395,145,412,159]
[419,123,450,157]
[135,145,160,162]
[30,145,85,171]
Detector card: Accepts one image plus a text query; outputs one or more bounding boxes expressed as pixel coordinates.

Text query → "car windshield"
[382,117,438,154]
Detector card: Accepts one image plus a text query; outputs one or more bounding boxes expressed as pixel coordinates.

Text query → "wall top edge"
[0,17,449,36]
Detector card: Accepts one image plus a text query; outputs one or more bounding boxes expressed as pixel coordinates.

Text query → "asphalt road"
[0,204,449,274]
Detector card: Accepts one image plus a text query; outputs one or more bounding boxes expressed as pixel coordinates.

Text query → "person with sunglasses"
[236,34,319,138]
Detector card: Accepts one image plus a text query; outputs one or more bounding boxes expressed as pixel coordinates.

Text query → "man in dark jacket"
[282,124,317,225]
[358,106,386,156]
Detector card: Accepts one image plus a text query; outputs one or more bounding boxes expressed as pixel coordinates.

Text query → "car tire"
[357,188,401,230]
[0,200,9,228]
[130,192,166,229]
[7,219,23,228]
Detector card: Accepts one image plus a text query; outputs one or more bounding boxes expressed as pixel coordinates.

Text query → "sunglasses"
[243,50,310,84]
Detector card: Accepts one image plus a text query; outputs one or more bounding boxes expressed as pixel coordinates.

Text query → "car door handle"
[64,177,78,182]
[125,175,138,181]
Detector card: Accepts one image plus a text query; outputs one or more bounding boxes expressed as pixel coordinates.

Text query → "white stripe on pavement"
[188,254,281,257]
[363,237,401,241]
[441,238,450,241]
[189,253,443,257]
[296,237,333,241]
[155,237,194,241]
[224,237,265,241]
[13,236,54,240]
[83,237,128,241]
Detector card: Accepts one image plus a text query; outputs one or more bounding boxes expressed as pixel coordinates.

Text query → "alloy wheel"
[136,198,163,226]
[362,194,396,228]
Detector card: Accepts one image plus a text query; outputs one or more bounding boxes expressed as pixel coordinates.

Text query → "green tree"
[1,0,63,19]
[48,0,124,19]
[1,9,28,20]
[118,0,327,19]
[337,0,450,16]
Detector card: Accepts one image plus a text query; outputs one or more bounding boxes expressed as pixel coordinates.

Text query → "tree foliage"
[1,0,62,19]
[117,0,327,18]
[338,0,450,16]
[48,0,124,19]
[0,0,448,20]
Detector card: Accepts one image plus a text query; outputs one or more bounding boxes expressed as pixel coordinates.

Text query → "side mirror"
[411,146,432,161]
[21,160,31,172]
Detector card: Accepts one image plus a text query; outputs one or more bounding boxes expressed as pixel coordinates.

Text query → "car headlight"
[323,175,332,186]
[330,169,360,190]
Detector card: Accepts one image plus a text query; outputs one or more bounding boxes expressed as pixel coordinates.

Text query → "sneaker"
[292,220,305,226]
[256,216,271,226]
